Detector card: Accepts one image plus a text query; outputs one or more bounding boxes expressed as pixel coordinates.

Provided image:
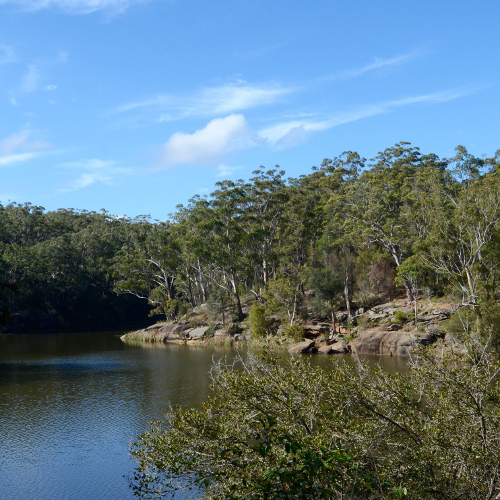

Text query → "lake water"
[0,332,408,500]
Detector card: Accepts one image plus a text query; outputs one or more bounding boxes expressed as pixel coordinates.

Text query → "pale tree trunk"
[198,260,207,304]
[344,271,353,318]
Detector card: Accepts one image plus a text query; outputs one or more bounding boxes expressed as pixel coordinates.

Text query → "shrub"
[392,310,408,324]
[249,302,268,338]
[132,335,500,499]
[281,323,304,342]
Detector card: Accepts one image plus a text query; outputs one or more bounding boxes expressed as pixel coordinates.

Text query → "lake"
[0,331,408,500]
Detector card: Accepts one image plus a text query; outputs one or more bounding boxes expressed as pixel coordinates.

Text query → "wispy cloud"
[110,81,294,123]
[0,129,51,154]
[157,114,259,168]
[0,152,42,166]
[0,44,15,64]
[216,165,243,177]
[0,0,149,14]
[21,65,41,92]
[326,52,420,82]
[58,159,133,192]
[258,87,478,148]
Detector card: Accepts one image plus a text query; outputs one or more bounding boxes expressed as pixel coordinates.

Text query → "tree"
[423,168,500,306]
[337,143,446,301]
[131,335,500,500]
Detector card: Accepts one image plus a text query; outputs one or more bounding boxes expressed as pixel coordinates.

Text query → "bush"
[392,310,408,324]
[281,323,304,342]
[249,302,268,338]
[132,335,500,499]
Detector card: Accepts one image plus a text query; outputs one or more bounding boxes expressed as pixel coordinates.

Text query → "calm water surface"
[0,332,407,500]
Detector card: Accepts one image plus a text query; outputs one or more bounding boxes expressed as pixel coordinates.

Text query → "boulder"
[288,340,317,354]
[185,326,210,339]
[432,308,452,317]
[351,328,439,356]
[318,341,349,354]
[387,324,401,331]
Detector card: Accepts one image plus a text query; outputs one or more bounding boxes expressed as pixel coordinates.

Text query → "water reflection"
[0,333,407,500]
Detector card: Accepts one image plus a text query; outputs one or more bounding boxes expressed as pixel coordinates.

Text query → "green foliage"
[3,142,500,333]
[281,323,305,342]
[132,336,500,499]
[392,310,408,324]
[207,287,235,325]
[249,302,268,338]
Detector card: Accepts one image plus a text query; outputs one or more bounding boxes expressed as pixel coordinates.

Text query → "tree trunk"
[230,276,245,321]
[198,260,207,304]
[344,271,353,318]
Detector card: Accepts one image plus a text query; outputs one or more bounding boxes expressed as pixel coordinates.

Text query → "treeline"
[1,142,500,332]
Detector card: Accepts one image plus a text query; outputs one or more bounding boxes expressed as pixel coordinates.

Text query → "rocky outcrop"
[318,340,349,354]
[351,328,439,356]
[288,340,318,354]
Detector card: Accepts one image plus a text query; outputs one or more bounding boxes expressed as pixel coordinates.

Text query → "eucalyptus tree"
[207,180,251,321]
[112,217,181,318]
[423,166,500,306]
[335,143,446,301]
[244,168,288,291]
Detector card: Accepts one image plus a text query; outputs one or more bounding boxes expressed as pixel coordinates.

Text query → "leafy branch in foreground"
[131,335,500,499]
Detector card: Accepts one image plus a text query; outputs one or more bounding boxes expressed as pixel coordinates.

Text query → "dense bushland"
[2,142,500,332]
[131,334,500,499]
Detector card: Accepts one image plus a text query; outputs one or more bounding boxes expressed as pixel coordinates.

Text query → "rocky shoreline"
[121,299,458,356]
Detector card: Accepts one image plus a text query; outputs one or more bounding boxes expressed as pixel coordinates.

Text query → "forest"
[1,142,500,334]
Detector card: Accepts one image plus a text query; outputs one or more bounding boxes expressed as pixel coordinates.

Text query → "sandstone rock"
[351,328,439,356]
[288,340,317,354]
[432,308,452,317]
[185,326,210,339]
[318,341,349,354]
[387,324,400,331]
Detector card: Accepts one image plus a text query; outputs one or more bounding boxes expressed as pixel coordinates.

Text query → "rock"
[145,323,163,330]
[316,335,325,343]
[387,324,401,331]
[368,313,388,321]
[288,340,317,354]
[302,323,330,335]
[371,303,398,314]
[432,308,452,317]
[351,328,439,356]
[336,313,348,323]
[355,307,365,315]
[185,326,210,339]
[318,341,349,354]
[417,314,448,323]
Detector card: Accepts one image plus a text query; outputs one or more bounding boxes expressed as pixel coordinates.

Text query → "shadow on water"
[0,332,409,500]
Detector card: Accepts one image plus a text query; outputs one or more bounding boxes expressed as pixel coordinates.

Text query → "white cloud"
[158,114,258,167]
[0,0,148,14]
[216,165,243,177]
[21,65,40,92]
[0,152,41,166]
[43,84,57,91]
[110,81,293,122]
[258,88,476,148]
[333,53,416,80]
[58,158,132,192]
[0,129,51,154]
[0,44,15,64]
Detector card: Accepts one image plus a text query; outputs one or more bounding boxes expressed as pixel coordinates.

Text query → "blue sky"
[0,0,498,220]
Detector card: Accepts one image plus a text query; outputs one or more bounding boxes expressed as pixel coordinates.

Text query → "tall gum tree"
[334,143,446,301]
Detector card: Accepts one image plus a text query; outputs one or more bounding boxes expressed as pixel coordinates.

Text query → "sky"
[0,0,499,220]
